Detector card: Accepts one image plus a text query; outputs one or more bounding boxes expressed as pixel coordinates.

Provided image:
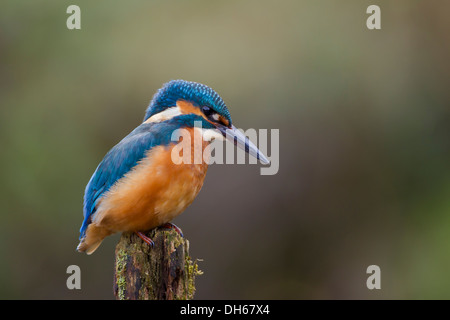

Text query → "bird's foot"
[159,223,184,238]
[135,231,154,247]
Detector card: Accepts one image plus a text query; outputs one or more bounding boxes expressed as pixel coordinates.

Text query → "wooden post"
[113,228,202,300]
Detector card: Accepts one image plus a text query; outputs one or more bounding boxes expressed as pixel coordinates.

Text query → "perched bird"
[77,80,269,254]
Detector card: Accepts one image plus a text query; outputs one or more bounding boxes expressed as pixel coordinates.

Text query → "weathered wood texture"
[113,228,201,300]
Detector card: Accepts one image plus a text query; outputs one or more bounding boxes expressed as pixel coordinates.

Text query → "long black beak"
[216,124,270,165]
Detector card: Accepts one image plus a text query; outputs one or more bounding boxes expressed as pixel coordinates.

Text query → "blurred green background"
[1,0,449,299]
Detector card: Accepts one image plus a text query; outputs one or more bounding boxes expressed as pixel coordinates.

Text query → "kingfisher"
[77,80,269,254]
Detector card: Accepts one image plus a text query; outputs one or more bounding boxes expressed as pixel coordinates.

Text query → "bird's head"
[144,80,269,164]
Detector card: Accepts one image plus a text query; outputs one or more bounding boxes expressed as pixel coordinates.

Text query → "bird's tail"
[77,223,113,255]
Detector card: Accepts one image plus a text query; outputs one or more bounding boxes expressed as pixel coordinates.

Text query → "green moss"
[115,248,128,300]
[164,229,184,248]
[185,256,203,299]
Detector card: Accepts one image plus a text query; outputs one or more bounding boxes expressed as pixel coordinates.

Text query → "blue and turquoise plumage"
[77,79,268,254]
[145,80,231,123]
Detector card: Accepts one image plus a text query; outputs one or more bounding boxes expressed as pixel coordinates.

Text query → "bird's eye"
[202,106,222,123]
[202,106,213,116]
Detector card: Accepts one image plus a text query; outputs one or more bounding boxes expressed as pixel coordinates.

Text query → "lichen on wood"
[113,228,201,300]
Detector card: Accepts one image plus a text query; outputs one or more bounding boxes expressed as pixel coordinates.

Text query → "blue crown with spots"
[144,80,232,124]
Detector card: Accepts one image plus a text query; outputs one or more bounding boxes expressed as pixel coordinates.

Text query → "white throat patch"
[195,127,224,142]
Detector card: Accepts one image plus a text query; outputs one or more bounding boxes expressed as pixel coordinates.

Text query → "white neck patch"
[144,106,182,124]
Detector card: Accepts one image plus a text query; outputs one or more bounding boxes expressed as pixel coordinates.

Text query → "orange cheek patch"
[219,115,230,127]
[177,100,205,119]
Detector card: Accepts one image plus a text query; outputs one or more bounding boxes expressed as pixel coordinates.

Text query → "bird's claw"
[160,223,184,238]
[135,231,154,247]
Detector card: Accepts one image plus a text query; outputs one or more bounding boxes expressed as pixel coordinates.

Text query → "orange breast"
[93,134,209,233]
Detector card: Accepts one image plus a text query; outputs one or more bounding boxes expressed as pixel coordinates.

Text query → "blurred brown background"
[0,0,449,299]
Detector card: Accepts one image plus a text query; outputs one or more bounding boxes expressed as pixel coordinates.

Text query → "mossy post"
[113,228,201,300]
